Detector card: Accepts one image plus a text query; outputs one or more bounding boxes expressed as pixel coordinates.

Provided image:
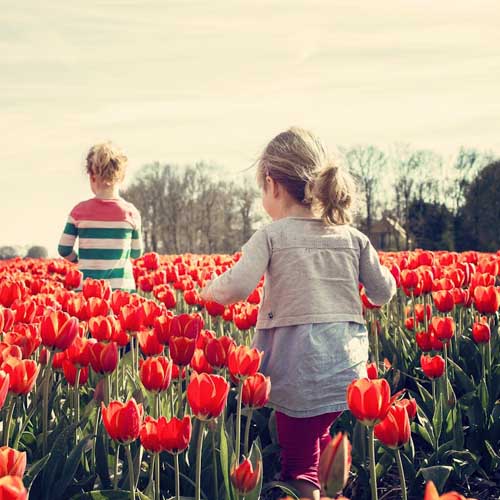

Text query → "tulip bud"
[318,432,351,496]
[230,457,261,495]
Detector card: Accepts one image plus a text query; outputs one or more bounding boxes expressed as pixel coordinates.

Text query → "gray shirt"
[209,217,396,329]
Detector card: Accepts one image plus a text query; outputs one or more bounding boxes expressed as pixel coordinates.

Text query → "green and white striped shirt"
[58,197,143,290]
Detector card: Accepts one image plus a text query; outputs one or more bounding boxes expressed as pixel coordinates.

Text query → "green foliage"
[456,160,500,251]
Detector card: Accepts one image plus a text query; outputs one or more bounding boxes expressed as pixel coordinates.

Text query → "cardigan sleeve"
[208,229,271,305]
[359,236,396,306]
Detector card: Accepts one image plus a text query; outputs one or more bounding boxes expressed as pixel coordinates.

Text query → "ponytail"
[312,160,355,225]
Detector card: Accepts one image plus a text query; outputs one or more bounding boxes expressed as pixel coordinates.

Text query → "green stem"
[74,368,81,443]
[103,374,109,406]
[432,379,436,409]
[168,385,175,419]
[235,382,243,462]
[411,293,417,333]
[177,370,184,418]
[443,343,450,405]
[113,444,120,490]
[368,426,378,500]
[155,453,160,500]
[115,350,120,400]
[91,407,101,472]
[211,430,219,500]
[174,452,181,500]
[125,444,135,500]
[244,410,253,456]
[42,350,55,456]
[395,448,407,500]
[4,396,16,446]
[195,421,206,500]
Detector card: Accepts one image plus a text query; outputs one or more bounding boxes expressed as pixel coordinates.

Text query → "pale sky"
[1,0,499,255]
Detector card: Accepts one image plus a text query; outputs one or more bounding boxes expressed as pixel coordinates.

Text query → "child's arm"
[359,237,396,306]
[58,215,79,263]
[130,212,143,259]
[202,229,271,305]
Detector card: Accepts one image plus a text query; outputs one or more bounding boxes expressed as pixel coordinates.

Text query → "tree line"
[119,145,499,254]
[1,145,498,260]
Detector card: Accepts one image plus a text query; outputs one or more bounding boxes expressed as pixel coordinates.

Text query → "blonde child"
[201,128,396,499]
[58,142,143,290]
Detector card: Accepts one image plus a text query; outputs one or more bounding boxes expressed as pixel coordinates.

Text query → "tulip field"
[0,249,499,500]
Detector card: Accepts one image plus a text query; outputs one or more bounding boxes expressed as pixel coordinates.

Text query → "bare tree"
[340,145,387,235]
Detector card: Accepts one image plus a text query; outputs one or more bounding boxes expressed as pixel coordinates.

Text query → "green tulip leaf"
[54,435,95,499]
[418,465,453,492]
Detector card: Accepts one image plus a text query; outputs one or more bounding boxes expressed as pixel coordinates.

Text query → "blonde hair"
[85,142,127,185]
[257,127,355,225]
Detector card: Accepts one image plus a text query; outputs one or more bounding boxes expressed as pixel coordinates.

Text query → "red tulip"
[64,268,82,290]
[0,475,28,500]
[432,290,454,313]
[88,316,113,342]
[374,403,411,449]
[241,373,271,409]
[346,378,391,426]
[228,345,262,381]
[0,344,22,364]
[230,457,262,495]
[204,336,235,368]
[40,310,79,351]
[158,415,192,454]
[366,362,378,380]
[1,359,38,396]
[137,329,163,356]
[0,371,9,409]
[420,354,445,379]
[318,432,351,496]
[190,349,214,374]
[101,398,144,444]
[139,356,172,392]
[169,335,196,366]
[471,320,491,344]
[66,335,93,367]
[424,480,477,500]
[0,446,26,477]
[11,300,37,324]
[473,286,500,315]
[401,270,419,291]
[86,297,109,318]
[139,416,163,453]
[397,398,417,420]
[155,286,176,309]
[82,278,111,300]
[110,290,131,315]
[0,308,14,333]
[119,304,144,332]
[0,281,28,308]
[187,373,230,421]
[431,316,455,342]
[195,329,215,350]
[205,301,225,317]
[89,342,119,374]
[142,252,160,270]
[153,314,173,345]
[62,360,89,387]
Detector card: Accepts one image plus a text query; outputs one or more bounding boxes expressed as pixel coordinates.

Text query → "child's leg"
[275,411,342,498]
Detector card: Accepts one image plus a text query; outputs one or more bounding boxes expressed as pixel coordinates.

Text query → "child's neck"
[94,186,120,199]
[277,203,315,220]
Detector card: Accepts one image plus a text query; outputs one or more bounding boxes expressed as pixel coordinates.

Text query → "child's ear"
[271,178,280,198]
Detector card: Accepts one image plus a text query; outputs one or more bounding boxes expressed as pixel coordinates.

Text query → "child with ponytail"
[201,127,396,499]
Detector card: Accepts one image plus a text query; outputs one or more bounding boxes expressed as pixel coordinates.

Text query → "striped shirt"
[58,197,143,290]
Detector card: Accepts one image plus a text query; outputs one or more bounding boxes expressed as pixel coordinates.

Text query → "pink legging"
[276,411,342,489]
